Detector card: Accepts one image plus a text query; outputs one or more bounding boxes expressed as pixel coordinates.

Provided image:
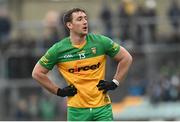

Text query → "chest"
[57,42,104,63]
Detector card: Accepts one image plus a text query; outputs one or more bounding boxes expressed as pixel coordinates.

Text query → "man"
[32,8,132,121]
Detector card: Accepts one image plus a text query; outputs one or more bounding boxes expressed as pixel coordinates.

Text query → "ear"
[66,22,72,30]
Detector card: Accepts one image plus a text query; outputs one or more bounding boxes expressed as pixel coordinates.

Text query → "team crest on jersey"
[91,47,96,54]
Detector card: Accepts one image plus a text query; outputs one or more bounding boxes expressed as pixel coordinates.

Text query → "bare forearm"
[114,56,132,82]
[32,72,59,95]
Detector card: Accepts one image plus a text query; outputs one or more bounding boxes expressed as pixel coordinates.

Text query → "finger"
[97,80,105,86]
[70,85,75,89]
[97,82,103,87]
[73,89,77,94]
[99,84,107,89]
[74,90,77,94]
[69,94,74,96]
[103,90,107,94]
[69,89,76,93]
[69,91,76,96]
[99,80,105,83]
[97,82,106,87]
[98,87,104,90]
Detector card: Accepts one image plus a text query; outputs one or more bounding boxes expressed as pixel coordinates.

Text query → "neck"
[70,32,86,45]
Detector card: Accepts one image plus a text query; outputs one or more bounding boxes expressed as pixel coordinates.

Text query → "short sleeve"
[100,35,120,57]
[38,44,58,70]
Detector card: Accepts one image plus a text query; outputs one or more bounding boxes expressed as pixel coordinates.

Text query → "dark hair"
[63,8,86,27]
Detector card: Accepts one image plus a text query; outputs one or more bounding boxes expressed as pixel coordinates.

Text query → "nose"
[83,18,87,25]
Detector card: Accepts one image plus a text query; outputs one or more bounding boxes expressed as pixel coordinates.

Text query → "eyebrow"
[76,15,87,19]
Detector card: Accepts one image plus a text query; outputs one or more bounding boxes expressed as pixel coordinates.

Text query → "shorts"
[67,104,113,121]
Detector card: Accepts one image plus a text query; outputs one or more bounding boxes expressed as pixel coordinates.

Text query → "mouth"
[83,27,88,30]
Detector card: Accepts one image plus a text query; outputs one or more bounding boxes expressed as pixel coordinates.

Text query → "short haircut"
[63,8,86,27]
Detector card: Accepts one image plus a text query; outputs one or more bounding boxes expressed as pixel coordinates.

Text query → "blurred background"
[0,0,180,121]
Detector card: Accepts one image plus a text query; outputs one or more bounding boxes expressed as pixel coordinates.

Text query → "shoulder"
[50,37,70,51]
[86,33,111,43]
[87,33,106,39]
[55,37,70,47]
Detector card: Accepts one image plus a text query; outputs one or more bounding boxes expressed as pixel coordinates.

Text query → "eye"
[77,17,82,21]
[84,16,87,20]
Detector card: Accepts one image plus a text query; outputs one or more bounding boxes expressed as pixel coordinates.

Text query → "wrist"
[112,79,120,86]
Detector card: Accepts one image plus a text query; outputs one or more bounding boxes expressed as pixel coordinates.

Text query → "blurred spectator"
[14,99,29,120]
[128,76,146,96]
[118,0,136,42]
[56,98,67,120]
[160,75,171,101]
[148,58,180,102]
[135,4,146,45]
[59,12,69,38]
[28,94,39,120]
[168,0,180,32]
[160,60,177,77]
[43,10,60,48]
[148,74,172,103]
[0,7,12,45]
[135,0,157,44]
[169,73,180,101]
[148,80,163,104]
[100,2,113,38]
[144,0,157,43]
[167,0,180,44]
[39,94,57,120]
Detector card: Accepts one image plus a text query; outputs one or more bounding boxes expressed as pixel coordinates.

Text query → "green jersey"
[39,33,120,108]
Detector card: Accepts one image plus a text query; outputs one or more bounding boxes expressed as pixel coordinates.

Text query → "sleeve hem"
[109,46,120,58]
[38,61,53,70]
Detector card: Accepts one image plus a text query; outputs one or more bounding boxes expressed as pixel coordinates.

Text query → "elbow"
[32,69,39,80]
[128,53,133,65]
[32,64,49,80]
[125,53,133,66]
